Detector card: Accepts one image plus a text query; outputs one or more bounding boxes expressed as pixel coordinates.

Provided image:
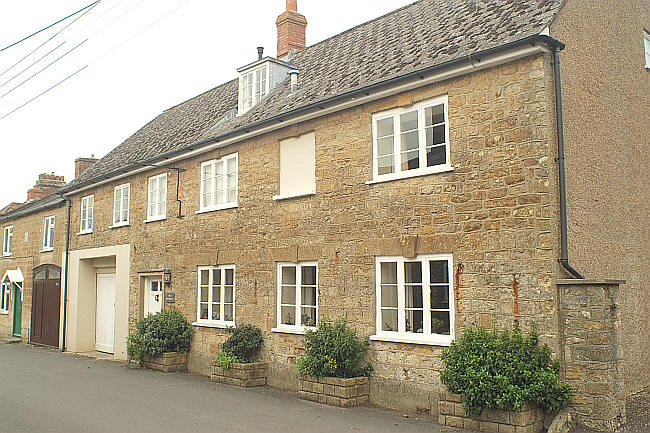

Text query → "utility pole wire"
[0,39,88,100]
[0,66,87,120]
[0,1,100,53]
[0,1,100,79]
[0,42,66,89]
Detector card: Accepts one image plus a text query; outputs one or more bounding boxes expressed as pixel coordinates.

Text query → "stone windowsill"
[192,321,233,329]
[365,165,454,185]
[369,333,453,346]
[272,191,315,201]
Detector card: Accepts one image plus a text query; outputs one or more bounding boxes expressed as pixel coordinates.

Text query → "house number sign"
[164,292,175,303]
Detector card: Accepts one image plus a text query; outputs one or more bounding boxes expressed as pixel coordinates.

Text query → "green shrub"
[215,351,241,369]
[296,318,372,378]
[221,324,263,363]
[440,326,573,416]
[126,309,193,366]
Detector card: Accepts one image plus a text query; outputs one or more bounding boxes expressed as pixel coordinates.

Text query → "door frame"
[30,264,62,347]
[144,276,163,317]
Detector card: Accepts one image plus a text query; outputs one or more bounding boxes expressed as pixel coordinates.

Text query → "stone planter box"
[298,374,369,407]
[211,362,268,387]
[438,392,544,433]
[142,352,187,372]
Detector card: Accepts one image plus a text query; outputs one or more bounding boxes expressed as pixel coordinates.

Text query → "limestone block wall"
[557,280,626,431]
[65,53,564,415]
[0,204,66,340]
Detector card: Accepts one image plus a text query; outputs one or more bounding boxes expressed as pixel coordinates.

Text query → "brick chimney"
[75,156,98,178]
[27,173,66,202]
[276,0,307,60]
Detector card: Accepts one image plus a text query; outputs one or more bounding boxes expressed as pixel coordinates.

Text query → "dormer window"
[237,54,294,115]
[240,65,268,113]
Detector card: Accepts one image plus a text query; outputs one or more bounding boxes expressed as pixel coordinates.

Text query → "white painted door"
[144,277,162,317]
[95,273,115,353]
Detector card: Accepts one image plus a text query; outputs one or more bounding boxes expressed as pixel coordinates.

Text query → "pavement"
[0,343,461,433]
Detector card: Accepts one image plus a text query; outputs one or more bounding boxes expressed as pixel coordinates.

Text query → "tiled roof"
[0,194,64,223]
[64,0,564,192]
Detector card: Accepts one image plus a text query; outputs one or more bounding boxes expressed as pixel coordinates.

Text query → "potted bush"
[211,324,267,387]
[296,318,372,407]
[126,309,192,372]
[438,326,573,433]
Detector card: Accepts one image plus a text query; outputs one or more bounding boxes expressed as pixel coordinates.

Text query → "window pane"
[430,260,449,283]
[377,155,394,175]
[405,309,424,333]
[281,306,295,325]
[227,157,236,174]
[376,118,394,138]
[405,285,423,309]
[381,284,398,308]
[432,124,445,145]
[281,285,296,304]
[301,307,316,327]
[431,285,450,309]
[400,130,419,151]
[380,262,397,284]
[400,110,418,132]
[224,286,233,303]
[200,286,208,303]
[381,309,398,332]
[200,270,209,285]
[377,136,393,157]
[211,304,220,320]
[212,269,221,286]
[426,145,446,167]
[301,266,316,286]
[404,262,422,283]
[227,188,237,203]
[34,270,46,280]
[212,286,221,303]
[200,304,209,320]
[224,304,233,321]
[48,268,60,279]
[281,267,296,285]
[301,286,316,307]
[401,149,420,171]
[431,311,451,335]
[225,269,234,285]
[425,104,445,126]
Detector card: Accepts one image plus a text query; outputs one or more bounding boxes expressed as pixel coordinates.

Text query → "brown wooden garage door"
[30,265,61,347]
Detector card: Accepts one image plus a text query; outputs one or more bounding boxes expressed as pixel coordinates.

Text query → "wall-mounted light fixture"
[163,268,172,284]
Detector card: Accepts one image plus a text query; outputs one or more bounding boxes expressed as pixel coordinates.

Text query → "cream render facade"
[0,1,648,431]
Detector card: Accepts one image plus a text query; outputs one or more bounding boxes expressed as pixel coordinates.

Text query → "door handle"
[155,294,160,302]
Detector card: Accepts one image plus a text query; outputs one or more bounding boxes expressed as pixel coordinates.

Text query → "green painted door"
[12,284,22,337]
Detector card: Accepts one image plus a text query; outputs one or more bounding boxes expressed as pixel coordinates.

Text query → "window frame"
[2,225,13,256]
[79,195,94,234]
[371,254,454,346]
[370,95,452,183]
[197,153,239,214]
[112,183,130,227]
[273,261,319,334]
[239,64,269,114]
[146,173,167,222]
[195,265,236,328]
[0,278,9,313]
[42,215,55,251]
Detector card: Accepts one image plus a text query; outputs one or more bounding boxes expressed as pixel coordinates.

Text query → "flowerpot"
[438,392,544,433]
[142,352,187,372]
[298,374,369,407]
[211,361,268,387]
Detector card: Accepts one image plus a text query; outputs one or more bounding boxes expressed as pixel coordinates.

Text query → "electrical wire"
[0,39,88,100]
[0,1,99,53]
[0,41,66,89]
[0,1,100,79]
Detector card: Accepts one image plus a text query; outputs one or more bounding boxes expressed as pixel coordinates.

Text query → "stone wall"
[62,53,564,414]
[557,280,626,431]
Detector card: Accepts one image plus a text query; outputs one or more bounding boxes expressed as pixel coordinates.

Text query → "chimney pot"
[257,46,264,60]
[286,0,297,11]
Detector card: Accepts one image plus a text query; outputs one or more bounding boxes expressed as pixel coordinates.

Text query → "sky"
[0,0,414,205]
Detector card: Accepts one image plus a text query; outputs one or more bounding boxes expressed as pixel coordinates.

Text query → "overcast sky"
[0,0,414,205]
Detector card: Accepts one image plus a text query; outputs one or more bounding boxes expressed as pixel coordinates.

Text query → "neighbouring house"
[0,1,647,430]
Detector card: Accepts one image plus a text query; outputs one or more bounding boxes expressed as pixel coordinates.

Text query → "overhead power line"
[0,1,100,79]
[0,1,100,53]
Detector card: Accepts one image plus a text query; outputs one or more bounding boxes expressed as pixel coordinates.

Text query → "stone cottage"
[1,0,647,430]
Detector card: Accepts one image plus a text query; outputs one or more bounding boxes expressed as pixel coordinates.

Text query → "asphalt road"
[0,343,456,433]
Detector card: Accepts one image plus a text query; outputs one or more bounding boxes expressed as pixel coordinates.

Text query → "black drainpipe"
[60,196,72,351]
[552,47,584,279]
